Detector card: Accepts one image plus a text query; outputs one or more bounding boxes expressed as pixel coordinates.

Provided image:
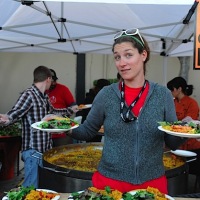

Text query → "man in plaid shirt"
[0,66,76,188]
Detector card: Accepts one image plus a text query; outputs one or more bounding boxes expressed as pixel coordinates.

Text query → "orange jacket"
[174,95,199,121]
[175,95,200,150]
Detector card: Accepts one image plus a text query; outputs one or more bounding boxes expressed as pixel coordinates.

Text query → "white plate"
[171,150,197,157]
[31,121,79,132]
[128,190,174,200]
[2,189,60,200]
[158,126,200,138]
[78,104,92,109]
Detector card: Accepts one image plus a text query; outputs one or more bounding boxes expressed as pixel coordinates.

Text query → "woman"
[67,28,185,194]
[167,77,199,150]
[167,76,200,182]
[167,76,199,122]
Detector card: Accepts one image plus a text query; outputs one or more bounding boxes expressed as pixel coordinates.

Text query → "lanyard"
[120,80,147,122]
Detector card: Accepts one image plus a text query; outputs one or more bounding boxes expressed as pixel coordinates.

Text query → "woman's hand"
[65,129,72,136]
[71,105,79,113]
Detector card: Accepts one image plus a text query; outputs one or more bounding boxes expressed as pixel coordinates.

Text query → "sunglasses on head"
[114,28,145,46]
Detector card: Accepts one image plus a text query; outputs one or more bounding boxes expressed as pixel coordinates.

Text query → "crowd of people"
[0,28,199,194]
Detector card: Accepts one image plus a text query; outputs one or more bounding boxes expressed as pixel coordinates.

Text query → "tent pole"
[162,56,168,86]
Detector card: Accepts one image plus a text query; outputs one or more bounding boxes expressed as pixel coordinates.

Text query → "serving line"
[59,193,200,200]
[1,191,199,199]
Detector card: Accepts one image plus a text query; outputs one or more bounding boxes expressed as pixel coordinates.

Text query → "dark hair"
[50,69,58,81]
[112,34,150,75]
[96,79,110,89]
[33,66,52,83]
[117,72,121,80]
[167,76,194,96]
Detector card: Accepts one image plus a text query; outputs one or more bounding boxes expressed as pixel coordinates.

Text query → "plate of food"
[170,149,197,157]
[68,186,122,200]
[158,121,200,138]
[68,186,172,200]
[34,189,60,200]
[2,187,60,200]
[158,126,200,138]
[78,104,92,109]
[31,116,79,132]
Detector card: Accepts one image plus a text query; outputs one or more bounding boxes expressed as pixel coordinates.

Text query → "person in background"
[82,79,110,121]
[46,69,78,146]
[81,79,110,142]
[0,66,76,188]
[167,77,199,122]
[66,28,186,194]
[167,76,200,181]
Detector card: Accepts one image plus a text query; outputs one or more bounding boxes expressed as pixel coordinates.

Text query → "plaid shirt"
[7,84,73,153]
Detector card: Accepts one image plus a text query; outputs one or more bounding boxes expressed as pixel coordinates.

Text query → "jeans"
[21,149,43,188]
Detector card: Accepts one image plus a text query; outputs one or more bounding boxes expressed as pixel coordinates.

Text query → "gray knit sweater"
[72,81,185,184]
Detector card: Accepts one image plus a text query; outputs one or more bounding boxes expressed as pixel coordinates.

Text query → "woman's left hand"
[71,105,79,113]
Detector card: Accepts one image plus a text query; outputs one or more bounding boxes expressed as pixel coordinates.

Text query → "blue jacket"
[72,81,185,184]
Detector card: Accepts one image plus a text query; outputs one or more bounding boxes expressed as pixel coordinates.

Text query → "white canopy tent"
[24,0,195,4]
[0,0,197,56]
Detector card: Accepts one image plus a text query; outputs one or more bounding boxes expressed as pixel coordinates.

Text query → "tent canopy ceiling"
[0,0,197,56]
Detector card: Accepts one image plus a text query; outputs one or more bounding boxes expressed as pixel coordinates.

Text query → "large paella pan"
[42,142,189,179]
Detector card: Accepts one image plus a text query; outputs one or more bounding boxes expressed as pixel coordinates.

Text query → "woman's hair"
[33,65,52,83]
[95,78,110,90]
[112,33,150,75]
[117,72,121,81]
[167,76,194,96]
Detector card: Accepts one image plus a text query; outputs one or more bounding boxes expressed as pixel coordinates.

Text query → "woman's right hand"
[65,129,72,136]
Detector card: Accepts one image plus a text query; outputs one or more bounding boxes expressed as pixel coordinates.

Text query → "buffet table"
[0,193,199,200]
[59,193,199,200]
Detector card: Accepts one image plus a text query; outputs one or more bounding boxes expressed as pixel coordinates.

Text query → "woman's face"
[113,42,147,82]
[171,87,181,98]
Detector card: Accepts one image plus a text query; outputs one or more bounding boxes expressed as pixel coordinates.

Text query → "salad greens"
[6,186,35,200]
[69,187,157,200]
[158,121,200,134]
[158,121,183,126]
[122,190,155,200]
[38,118,78,129]
[70,186,114,200]
[0,121,22,136]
